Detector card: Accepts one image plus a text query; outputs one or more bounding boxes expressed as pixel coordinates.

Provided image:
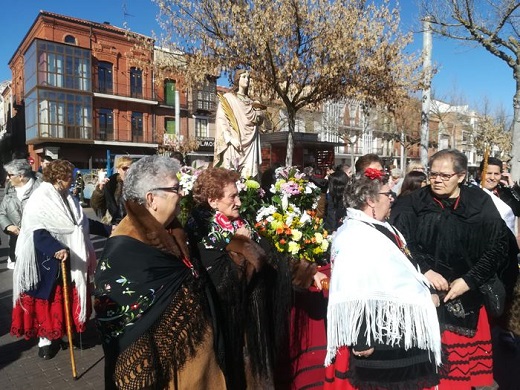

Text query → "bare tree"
[421,0,520,176]
[380,96,423,169]
[473,99,513,160]
[153,0,421,165]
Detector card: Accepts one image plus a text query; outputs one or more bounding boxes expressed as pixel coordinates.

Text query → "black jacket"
[390,185,510,334]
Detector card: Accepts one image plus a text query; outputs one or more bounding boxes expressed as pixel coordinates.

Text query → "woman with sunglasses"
[325,168,441,389]
[390,149,511,389]
[94,156,225,389]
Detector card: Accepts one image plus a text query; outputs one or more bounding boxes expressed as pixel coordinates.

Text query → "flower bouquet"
[253,166,330,263]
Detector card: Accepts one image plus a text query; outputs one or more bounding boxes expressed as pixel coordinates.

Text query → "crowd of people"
[2,148,520,389]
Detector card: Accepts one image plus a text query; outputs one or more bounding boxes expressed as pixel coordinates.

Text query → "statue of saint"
[214,70,265,178]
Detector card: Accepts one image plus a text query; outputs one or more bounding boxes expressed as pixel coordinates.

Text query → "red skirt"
[11,284,90,340]
[324,347,357,390]
[439,306,493,389]
[290,264,331,389]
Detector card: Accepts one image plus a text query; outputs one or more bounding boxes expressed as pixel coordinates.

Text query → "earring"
[372,207,376,219]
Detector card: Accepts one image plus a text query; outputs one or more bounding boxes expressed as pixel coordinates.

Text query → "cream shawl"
[325,208,441,366]
[13,182,96,323]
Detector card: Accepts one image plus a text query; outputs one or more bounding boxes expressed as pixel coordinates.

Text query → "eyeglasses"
[150,185,180,194]
[379,191,394,198]
[120,166,130,171]
[429,172,458,181]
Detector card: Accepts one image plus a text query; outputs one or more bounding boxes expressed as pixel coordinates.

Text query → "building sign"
[197,137,214,151]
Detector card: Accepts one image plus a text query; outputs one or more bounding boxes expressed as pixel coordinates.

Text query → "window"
[98,61,113,94]
[130,67,142,98]
[195,118,208,138]
[98,108,113,141]
[165,118,176,135]
[164,80,176,106]
[196,79,216,111]
[28,90,92,141]
[131,112,143,142]
[29,40,91,92]
[64,35,76,45]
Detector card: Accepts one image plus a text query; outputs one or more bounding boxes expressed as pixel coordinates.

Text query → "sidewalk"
[0,221,107,389]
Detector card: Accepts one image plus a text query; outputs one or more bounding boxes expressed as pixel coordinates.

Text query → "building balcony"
[92,86,158,105]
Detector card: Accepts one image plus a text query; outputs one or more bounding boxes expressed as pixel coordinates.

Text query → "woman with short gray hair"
[94,155,225,389]
[0,159,39,269]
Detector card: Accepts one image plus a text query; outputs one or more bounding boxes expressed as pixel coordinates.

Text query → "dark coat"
[90,173,125,223]
[390,185,510,334]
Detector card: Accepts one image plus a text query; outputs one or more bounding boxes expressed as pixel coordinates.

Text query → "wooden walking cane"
[61,259,78,379]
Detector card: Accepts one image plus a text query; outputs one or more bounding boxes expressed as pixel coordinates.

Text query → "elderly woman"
[325,168,441,389]
[0,159,40,269]
[185,167,295,389]
[390,149,511,388]
[11,159,97,360]
[94,155,225,390]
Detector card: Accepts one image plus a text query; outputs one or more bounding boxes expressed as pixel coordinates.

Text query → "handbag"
[479,274,506,317]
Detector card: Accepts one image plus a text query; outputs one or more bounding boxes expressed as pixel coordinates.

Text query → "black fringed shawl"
[390,185,509,335]
[186,206,292,389]
[94,202,210,389]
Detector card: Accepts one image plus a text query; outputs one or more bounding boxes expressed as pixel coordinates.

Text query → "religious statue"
[214,70,265,178]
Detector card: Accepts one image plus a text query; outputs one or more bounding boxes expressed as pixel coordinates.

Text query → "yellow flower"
[291,229,303,241]
[271,219,284,231]
[321,239,329,251]
[314,232,323,244]
[288,241,300,255]
[245,179,260,189]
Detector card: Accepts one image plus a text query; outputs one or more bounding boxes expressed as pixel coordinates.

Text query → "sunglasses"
[150,185,180,194]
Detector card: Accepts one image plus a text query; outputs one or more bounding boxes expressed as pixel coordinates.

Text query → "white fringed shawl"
[325,208,441,367]
[13,182,96,323]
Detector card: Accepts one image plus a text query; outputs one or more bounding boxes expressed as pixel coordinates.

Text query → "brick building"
[8,11,216,169]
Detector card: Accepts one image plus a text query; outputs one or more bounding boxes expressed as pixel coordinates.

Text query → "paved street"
[0,206,107,389]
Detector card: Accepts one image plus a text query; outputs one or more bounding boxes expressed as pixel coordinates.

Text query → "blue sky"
[0,0,515,117]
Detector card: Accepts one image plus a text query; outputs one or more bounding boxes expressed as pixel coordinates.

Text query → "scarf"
[15,178,35,201]
[484,187,516,234]
[325,208,441,366]
[13,182,96,323]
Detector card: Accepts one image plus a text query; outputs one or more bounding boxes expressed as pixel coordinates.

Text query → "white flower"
[305,182,318,193]
[314,232,323,244]
[256,205,277,222]
[300,211,311,225]
[291,229,303,241]
[282,194,289,211]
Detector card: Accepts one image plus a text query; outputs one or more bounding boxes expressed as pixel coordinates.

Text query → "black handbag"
[479,274,506,317]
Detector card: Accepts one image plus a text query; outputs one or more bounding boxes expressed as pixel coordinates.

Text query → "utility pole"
[421,17,433,168]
